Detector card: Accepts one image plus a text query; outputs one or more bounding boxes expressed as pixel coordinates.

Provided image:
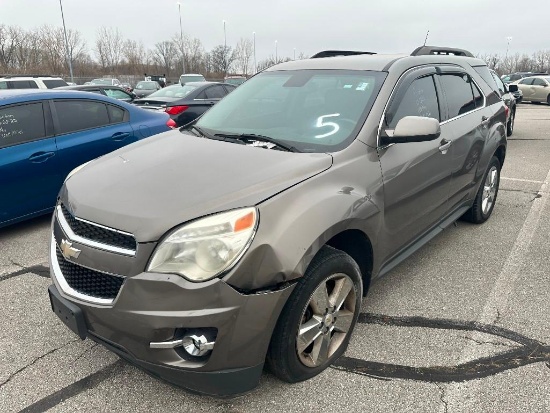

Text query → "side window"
[104,88,131,100]
[519,78,534,85]
[107,105,126,123]
[54,100,110,134]
[532,78,546,86]
[204,85,226,99]
[471,81,484,108]
[0,102,46,149]
[224,85,237,94]
[439,74,476,118]
[195,91,207,99]
[88,89,102,94]
[492,73,506,95]
[10,80,39,89]
[387,75,440,128]
[0,81,8,89]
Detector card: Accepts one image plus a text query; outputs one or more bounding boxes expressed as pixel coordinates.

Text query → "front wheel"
[462,156,501,224]
[547,94,550,105]
[266,246,362,383]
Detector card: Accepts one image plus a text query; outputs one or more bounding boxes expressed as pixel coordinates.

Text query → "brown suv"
[48,46,507,396]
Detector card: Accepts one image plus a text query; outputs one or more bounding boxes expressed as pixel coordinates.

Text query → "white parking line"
[501,177,547,184]
[446,166,550,410]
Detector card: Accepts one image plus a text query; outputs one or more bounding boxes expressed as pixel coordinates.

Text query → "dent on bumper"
[49,270,295,395]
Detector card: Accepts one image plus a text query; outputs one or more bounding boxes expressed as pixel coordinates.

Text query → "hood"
[63,132,332,242]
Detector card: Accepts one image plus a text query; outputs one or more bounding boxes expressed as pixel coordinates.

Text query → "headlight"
[64,160,92,183]
[147,208,258,282]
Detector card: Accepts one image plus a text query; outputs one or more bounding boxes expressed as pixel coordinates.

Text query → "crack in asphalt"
[0,263,50,282]
[436,383,449,413]
[463,336,518,348]
[72,343,99,364]
[0,339,79,389]
[332,313,550,383]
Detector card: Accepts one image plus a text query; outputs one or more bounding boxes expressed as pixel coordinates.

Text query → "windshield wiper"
[184,125,245,144]
[214,133,299,152]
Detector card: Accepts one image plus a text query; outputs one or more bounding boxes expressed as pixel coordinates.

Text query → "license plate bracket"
[48,285,87,340]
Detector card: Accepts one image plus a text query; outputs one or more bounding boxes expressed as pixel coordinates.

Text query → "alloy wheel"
[482,166,498,215]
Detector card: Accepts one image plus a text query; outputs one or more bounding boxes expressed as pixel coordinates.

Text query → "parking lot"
[1,104,549,412]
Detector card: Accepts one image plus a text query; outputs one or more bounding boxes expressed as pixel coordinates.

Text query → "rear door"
[437,68,495,210]
[0,101,59,224]
[531,78,549,101]
[52,99,138,181]
[518,78,536,100]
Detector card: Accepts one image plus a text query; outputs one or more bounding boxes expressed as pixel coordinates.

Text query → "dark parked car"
[0,89,171,228]
[120,83,133,93]
[488,69,517,136]
[48,46,507,396]
[135,82,236,127]
[56,84,137,103]
[133,81,162,98]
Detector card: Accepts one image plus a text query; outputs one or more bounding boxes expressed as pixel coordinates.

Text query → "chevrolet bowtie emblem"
[60,239,81,260]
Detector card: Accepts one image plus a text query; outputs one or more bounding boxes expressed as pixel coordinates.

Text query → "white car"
[515,76,550,104]
[0,76,68,90]
[90,78,121,86]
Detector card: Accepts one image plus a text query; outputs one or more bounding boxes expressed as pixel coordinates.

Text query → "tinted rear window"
[54,100,110,134]
[440,74,477,118]
[473,66,497,91]
[43,79,69,88]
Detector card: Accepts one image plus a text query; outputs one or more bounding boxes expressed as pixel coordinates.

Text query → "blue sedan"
[0,89,172,228]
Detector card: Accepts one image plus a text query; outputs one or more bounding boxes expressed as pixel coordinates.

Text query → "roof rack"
[0,74,58,79]
[411,46,474,58]
[311,50,376,59]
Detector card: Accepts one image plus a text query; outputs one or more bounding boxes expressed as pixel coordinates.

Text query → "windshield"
[147,84,197,98]
[195,70,386,152]
[225,77,246,85]
[91,79,113,85]
[180,75,205,83]
[136,81,158,90]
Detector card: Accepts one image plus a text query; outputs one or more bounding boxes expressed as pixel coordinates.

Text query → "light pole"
[58,0,74,83]
[177,2,185,74]
[253,31,256,74]
[294,48,296,60]
[223,20,227,77]
[275,40,278,63]
[505,36,513,73]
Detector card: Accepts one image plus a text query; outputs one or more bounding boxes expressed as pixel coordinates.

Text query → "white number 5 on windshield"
[315,113,340,139]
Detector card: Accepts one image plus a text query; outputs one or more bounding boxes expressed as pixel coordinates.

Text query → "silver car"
[515,75,550,104]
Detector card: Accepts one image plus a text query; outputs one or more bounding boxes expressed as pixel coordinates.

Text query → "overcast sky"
[3,0,548,62]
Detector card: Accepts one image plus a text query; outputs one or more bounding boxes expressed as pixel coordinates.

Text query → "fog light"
[182,334,215,356]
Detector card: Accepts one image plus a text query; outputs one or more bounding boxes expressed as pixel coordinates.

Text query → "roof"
[0,89,135,107]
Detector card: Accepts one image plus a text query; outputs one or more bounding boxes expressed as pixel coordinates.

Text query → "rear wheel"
[507,109,515,136]
[462,156,501,224]
[267,246,362,383]
[547,94,550,105]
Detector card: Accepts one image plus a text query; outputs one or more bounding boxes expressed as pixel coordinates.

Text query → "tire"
[547,94,550,105]
[266,245,362,383]
[507,108,515,137]
[462,156,501,224]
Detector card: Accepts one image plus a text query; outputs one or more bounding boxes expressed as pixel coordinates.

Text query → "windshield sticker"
[356,82,369,91]
[343,84,353,89]
[315,113,341,139]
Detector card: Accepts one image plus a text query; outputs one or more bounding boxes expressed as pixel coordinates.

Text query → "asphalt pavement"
[1,104,549,412]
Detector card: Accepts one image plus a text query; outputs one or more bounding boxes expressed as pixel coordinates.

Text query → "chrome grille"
[56,248,125,300]
[60,204,137,252]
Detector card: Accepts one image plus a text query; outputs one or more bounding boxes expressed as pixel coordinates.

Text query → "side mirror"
[383,116,441,144]
[508,84,518,92]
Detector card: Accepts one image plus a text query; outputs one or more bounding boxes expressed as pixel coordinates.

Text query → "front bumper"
[49,210,295,396]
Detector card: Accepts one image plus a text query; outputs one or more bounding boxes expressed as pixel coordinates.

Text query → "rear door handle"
[28,151,55,163]
[111,132,130,141]
[438,139,452,154]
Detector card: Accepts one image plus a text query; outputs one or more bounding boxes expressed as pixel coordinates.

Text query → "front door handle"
[28,151,55,163]
[481,116,490,127]
[438,139,452,154]
[111,132,130,141]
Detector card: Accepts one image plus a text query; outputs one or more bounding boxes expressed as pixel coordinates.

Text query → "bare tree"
[153,41,178,76]
[234,37,253,75]
[0,25,24,72]
[95,27,124,72]
[209,45,236,76]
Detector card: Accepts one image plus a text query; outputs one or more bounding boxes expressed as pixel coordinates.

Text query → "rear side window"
[439,74,477,118]
[472,66,496,91]
[42,79,68,88]
[107,105,125,123]
[54,100,110,134]
[532,78,546,86]
[387,75,440,128]
[104,88,131,100]
[0,102,46,149]
[205,85,227,99]
[519,78,534,85]
[0,81,7,89]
